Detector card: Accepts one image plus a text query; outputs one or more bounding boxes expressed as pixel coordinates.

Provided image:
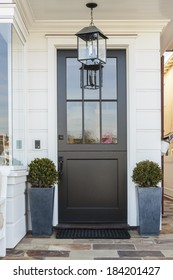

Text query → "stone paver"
[1,198,173,260]
[118,251,165,258]
[93,244,135,250]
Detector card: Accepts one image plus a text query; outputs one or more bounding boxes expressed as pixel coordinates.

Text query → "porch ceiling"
[16,0,173,52]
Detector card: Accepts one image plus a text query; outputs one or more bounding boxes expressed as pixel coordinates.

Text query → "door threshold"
[55,223,130,229]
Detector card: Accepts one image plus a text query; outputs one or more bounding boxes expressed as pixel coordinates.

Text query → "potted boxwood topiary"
[28,158,59,236]
[132,160,162,236]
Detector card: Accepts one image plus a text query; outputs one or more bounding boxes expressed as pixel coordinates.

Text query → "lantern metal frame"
[80,63,103,90]
[76,2,108,66]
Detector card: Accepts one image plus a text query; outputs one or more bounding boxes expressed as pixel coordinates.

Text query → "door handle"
[58,156,63,177]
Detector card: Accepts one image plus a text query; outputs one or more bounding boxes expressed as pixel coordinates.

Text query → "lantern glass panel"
[78,37,88,62]
[98,35,106,63]
[78,36,98,64]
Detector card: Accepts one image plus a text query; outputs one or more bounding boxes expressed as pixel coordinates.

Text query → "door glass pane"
[84,87,99,100]
[66,58,82,100]
[67,102,82,144]
[102,58,117,99]
[84,102,100,143]
[102,102,117,144]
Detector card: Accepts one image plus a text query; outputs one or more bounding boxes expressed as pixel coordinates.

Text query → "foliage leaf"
[28,158,59,188]
[132,160,162,187]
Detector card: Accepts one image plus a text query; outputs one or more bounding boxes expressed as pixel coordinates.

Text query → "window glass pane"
[84,88,99,100]
[102,58,117,99]
[12,27,25,165]
[66,58,82,99]
[67,102,82,144]
[0,24,11,165]
[84,102,100,143]
[102,102,117,144]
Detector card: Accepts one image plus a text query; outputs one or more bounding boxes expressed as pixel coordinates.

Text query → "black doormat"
[56,228,130,239]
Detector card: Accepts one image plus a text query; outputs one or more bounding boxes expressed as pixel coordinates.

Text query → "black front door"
[57,50,127,223]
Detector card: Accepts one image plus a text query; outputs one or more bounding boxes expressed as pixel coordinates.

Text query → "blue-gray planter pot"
[137,187,162,236]
[29,186,55,236]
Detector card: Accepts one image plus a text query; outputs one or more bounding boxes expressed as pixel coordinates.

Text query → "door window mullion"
[100,70,102,144]
[82,66,85,144]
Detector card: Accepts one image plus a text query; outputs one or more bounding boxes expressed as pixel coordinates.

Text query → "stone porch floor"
[1,198,173,260]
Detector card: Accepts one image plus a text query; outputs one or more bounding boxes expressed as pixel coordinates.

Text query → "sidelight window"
[0,24,25,166]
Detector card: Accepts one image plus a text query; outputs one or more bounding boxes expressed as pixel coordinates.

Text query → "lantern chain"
[90,7,94,26]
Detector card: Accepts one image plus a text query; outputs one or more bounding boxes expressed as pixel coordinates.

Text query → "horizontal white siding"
[137,130,161,149]
[135,33,161,167]
[136,90,161,110]
[136,110,161,130]
[29,91,47,110]
[28,51,48,70]
[135,33,160,49]
[136,71,161,90]
[27,34,48,162]
[28,71,48,90]
[136,50,160,70]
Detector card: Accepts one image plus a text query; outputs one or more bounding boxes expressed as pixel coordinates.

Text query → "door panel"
[58,152,127,222]
[57,50,127,224]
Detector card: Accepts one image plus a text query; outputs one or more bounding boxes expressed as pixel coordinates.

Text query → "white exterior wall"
[27,34,49,162]
[6,170,27,248]
[26,32,161,227]
[135,34,161,164]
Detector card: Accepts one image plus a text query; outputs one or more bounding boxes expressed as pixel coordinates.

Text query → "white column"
[0,169,10,257]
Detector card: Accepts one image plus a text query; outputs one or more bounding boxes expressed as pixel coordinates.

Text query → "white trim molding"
[0,2,29,41]
[29,19,169,35]
[0,3,15,22]
[13,4,29,43]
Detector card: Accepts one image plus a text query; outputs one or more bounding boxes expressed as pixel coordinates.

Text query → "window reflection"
[0,24,10,165]
[12,27,25,165]
[66,57,118,145]
[102,102,117,144]
[67,58,82,100]
[102,58,117,99]
[84,102,100,143]
[67,102,82,144]
[0,24,25,166]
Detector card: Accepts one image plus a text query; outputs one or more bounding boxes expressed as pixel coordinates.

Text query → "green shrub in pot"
[132,160,162,236]
[28,158,59,188]
[132,160,162,187]
[28,158,59,236]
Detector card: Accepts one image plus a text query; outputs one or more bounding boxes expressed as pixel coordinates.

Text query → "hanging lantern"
[80,63,103,90]
[76,3,108,66]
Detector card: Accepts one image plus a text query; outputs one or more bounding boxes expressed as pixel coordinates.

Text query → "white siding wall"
[135,33,161,165]
[26,32,162,226]
[27,34,48,162]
